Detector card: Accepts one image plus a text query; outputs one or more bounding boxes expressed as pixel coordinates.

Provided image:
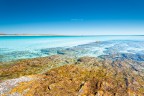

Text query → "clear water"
[0,36,144,62]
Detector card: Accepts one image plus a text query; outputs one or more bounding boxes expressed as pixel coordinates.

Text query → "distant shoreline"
[0,34,79,36]
[0,34,144,36]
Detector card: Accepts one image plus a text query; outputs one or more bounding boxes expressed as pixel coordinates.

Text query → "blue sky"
[0,0,144,35]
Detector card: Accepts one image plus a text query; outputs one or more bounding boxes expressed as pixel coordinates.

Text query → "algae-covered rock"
[0,55,75,81]
[0,56,144,96]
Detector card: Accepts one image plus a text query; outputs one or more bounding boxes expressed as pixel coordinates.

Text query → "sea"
[0,35,144,62]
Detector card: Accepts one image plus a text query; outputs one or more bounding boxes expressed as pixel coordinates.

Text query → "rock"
[0,56,144,96]
[0,76,33,96]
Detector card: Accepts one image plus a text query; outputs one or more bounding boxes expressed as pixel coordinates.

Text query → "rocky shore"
[0,55,144,96]
[0,40,144,96]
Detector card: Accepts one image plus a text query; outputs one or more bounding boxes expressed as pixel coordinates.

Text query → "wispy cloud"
[70,18,84,22]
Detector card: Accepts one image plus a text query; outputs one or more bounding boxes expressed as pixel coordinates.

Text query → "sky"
[0,0,144,35]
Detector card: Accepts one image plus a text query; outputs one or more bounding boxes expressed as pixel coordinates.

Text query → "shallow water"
[0,36,144,62]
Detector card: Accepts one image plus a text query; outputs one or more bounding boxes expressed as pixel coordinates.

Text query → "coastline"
[0,36,144,95]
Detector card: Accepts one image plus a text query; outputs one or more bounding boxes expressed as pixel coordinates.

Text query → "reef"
[0,55,144,96]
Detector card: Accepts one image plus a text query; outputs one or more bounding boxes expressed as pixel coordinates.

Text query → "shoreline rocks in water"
[0,55,144,96]
[1,40,144,63]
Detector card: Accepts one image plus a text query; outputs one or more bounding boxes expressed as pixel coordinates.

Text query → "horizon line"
[0,33,144,36]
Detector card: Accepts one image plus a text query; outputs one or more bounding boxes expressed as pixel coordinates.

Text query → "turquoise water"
[0,36,144,62]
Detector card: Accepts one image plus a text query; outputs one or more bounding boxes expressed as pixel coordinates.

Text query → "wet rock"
[0,76,33,95]
[0,55,75,81]
[0,56,144,96]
